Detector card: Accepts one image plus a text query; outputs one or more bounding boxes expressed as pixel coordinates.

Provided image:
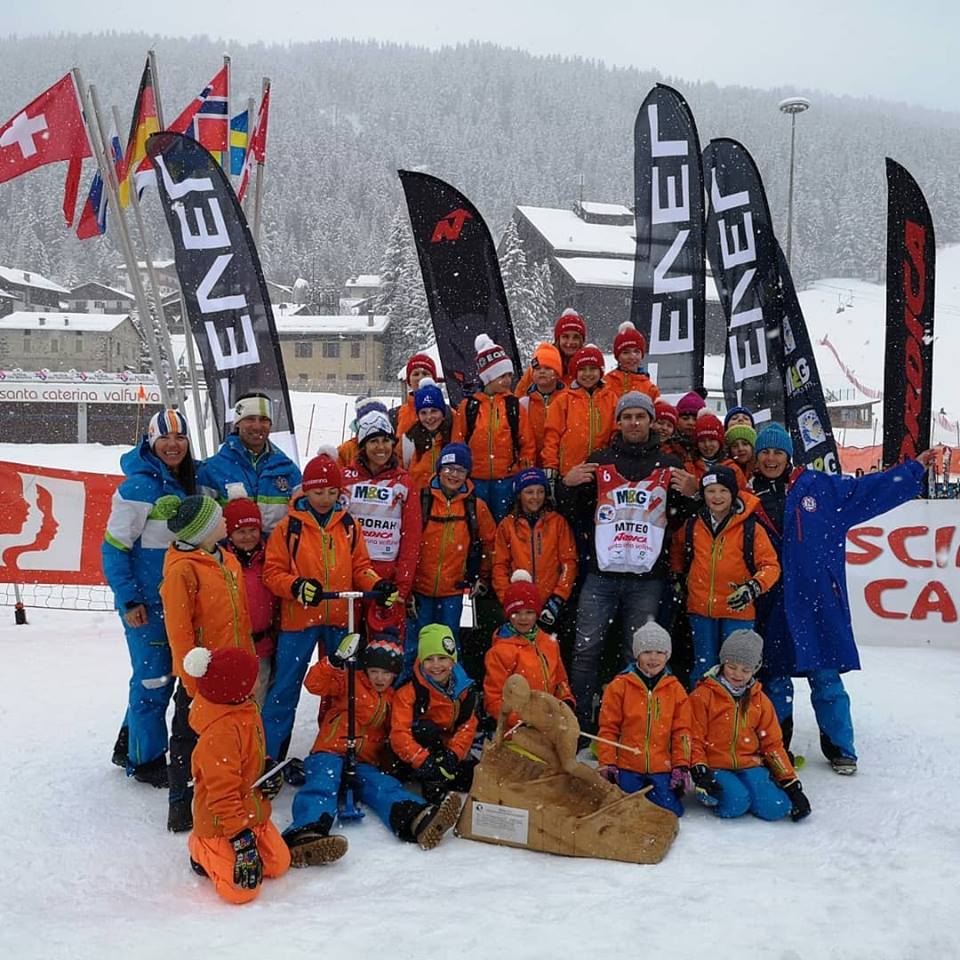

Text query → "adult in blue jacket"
[750,423,934,775]
[102,409,195,786]
[196,392,301,534]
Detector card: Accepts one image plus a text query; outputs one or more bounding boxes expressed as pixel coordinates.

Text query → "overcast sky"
[8,0,959,113]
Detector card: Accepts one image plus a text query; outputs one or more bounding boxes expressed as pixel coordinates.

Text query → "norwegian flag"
[76,125,122,240]
[0,73,92,225]
[169,66,229,165]
[237,84,269,202]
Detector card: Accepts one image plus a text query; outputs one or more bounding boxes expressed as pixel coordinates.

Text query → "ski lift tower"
[779,96,811,269]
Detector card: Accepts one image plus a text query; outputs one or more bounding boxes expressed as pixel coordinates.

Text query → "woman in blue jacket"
[750,423,934,775]
[102,409,194,790]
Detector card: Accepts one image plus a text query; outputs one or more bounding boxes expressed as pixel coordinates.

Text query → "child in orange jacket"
[596,621,691,816]
[409,443,497,678]
[184,646,292,903]
[670,465,780,684]
[452,333,535,522]
[399,378,453,492]
[393,353,440,439]
[516,308,586,393]
[160,494,257,834]
[542,344,617,476]
[483,571,574,725]
[689,630,811,822]
[653,400,686,462]
[725,424,757,484]
[283,631,461,858]
[492,468,578,630]
[261,452,397,765]
[390,623,479,802]
[518,342,566,464]
[604,322,661,402]
[684,413,747,489]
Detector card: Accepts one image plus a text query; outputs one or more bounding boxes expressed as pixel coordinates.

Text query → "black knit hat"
[361,628,403,674]
[701,464,739,501]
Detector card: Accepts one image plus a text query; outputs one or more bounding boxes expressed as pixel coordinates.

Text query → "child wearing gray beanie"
[594,619,692,817]
[687,628,811,824]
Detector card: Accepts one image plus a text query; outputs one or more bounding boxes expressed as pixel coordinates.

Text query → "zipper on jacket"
[644,686,653,772]
[432,494,451,596]
[730,690,742,770]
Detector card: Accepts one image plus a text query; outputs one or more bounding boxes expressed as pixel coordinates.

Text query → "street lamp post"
[778,96,811,269]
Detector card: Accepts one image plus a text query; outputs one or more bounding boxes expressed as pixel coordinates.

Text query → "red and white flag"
[0,73,92,225]
[237,84,269,202]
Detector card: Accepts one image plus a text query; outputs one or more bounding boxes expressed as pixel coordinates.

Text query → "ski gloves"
[691,764,723,807]
[292,578,323,606]
[420,748,460,783]
[231,829,263,890]
[783,779,812,822]
[331,632,361,668]
[727,578,763,611]
[258,758,284,801]
[537,594,564,631]
[669,766,691,798]
[374,579,400,608]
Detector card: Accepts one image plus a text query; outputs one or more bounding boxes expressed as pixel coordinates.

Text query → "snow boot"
[189,858,208,878]
[283,757,306,787]
[829,756,858,776]
[391,794,462,850]
[286,815,348,867]
[132,754,168,788]
[112,726,129,768]
[167,793,193,833]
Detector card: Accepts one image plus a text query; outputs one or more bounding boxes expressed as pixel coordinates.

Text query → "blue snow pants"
[120,602,174,767]
[763,669,856,760]
[688,615,754,685]
[403,593,464,682]
[617,770,683,817]
[262,625,346,758]
[473,477,516,525]
[285,751,424,836]
[712,767,791,821]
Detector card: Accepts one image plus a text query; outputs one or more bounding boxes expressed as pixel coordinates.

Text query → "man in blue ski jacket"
[197,392,301,534]
[750,422,936,775]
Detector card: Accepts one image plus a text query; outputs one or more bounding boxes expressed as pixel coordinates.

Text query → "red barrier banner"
[0,460,120,585]
[846,500,960,646]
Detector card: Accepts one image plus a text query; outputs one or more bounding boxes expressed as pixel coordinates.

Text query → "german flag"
[117,58,159,207]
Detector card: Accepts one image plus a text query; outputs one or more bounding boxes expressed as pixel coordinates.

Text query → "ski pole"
[253,756,294,788]
[577,731,643,755]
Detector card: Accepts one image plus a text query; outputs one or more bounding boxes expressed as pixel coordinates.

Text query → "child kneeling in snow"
[688,629,811,822]
[484,571,574,726]
[283,631,461,865]
[184,646,290,904]
[596,621,691,816]
[390,623,480,802]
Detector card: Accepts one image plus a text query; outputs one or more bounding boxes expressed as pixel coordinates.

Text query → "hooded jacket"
[542,381,618,473]
[223,539,278,657]
[102,439,190,610]
[160,544,256,698]
[519,381,565,466]
[604,368,661,402]
[492,507,578,605]
[189,696,269,839]
[452,391,536,480]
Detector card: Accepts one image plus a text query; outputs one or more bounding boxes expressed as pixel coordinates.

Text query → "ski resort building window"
[50,336,59,354]
[295,341,313,358]
[22,330,30,351]
[351,341,361,359]
[74,333,83,353]
[322,341,340,359]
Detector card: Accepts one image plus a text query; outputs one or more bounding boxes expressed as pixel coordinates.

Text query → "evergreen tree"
[499,219,539,361]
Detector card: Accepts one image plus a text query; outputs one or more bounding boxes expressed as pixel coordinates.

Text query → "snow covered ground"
[3,609,958,960]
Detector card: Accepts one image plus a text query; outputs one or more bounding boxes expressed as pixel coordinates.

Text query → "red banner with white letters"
[846,500,960,646]
[0,461,119,585]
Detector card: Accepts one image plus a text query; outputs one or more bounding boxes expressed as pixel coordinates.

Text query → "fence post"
[13,583,27,624]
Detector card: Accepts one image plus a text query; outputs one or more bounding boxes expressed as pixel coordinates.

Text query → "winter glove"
[537,594,564,631]
[434,748,460,781]
[727,578,762,611]
[669,766,691,799]
[783,779,812,822]
[373,579,400,608]
[330,632,361,668]
[230,829,263,890]
[597,765,620,785]
[469,579,489,600]
[258,758,284,801]
[405,594,418,620]
[544,467,559,498]
[292,578,323,606]
[691,764,722,807]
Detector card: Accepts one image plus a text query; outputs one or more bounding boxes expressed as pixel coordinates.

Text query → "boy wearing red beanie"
[516,307,587,393]
[605,321,661,402]
[223,498,278,706]
[184,645,291,904]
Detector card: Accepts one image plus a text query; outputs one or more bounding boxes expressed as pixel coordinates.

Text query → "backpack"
[682,512,756,577]
[410,672,479,729]
[420,486,483,585]
[464,394,521,467]
[286,511,356,564]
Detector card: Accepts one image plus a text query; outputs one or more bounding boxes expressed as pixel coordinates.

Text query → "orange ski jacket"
[604,369,661,402]
[597,668,691,774]
[542,382,617,473]
[452,391,536,480]
[518,383,565,465]
[689,671,796,782]
[492,508,578,604]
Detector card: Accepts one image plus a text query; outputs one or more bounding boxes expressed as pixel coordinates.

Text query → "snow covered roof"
[0,311,130,332]
[68,282,135,301]
[273,314,390,336]
[0,288,17,299]
[577,202,632,218]
[553,256,721,303]
[271,302,308,317]
[0,266,69,294]
[517,205,636,258]
[345,274,382,288]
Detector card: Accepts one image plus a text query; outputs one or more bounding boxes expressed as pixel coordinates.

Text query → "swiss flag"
[0,74,92,224]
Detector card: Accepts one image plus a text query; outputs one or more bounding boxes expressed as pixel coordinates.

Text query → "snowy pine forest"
[2,32,960,333]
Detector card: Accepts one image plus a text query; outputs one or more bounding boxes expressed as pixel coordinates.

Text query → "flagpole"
[73,69,171,408]
[223,54,232,182]
[243,94,255,214]
[253,77,270,245]
[148,49,209,449]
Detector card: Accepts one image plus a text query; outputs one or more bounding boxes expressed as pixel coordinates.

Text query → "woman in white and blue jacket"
[102,409,195,787]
